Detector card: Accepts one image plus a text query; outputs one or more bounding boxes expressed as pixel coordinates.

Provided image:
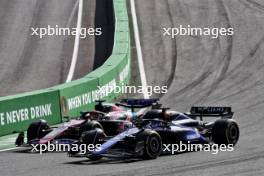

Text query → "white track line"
[66,0,83,82]
[130,0,149,99]
[0,147,18,152]
[0,147,28,153]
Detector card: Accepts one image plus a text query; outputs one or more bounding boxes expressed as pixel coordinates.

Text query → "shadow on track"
[64,157,143,165]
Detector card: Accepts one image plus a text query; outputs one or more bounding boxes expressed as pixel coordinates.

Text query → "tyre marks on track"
[197,0,233,103]
[239,0,264,13]
[163,0,177,91]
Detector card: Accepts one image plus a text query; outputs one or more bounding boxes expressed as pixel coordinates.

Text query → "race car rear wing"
[189,106,234,120]
[120,99,159,106]
[117,99,160,112]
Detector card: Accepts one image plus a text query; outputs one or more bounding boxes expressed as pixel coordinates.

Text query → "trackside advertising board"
[0,89,61,136]
[56,77,99,119]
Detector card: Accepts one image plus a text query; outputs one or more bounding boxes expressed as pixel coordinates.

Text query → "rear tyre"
[212,119,239,145]
[138,130,162,160]
[27,120,51,142]
[81,129,105,160]
[69,121,104,158]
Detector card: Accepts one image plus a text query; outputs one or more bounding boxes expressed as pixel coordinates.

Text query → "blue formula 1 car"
[68,101,239,160]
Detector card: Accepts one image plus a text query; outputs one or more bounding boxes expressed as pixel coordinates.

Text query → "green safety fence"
[0,0,130,136]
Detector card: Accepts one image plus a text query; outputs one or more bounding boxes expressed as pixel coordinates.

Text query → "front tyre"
[138,130,162,160]
[212,119,239,145]
[27,120,51,142]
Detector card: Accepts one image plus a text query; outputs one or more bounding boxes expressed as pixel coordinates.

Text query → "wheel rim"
[228,125,239,143]
[149,136,160,153]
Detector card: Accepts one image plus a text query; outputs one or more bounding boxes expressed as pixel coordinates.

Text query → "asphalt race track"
[1,0,264,176]
[0,0,95,96]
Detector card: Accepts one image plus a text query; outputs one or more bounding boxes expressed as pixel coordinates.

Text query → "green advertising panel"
[87,65,118,102]
[114,31,129,42]
[104,54,130,86]
[55,77,99,119]
[0,89,61,136]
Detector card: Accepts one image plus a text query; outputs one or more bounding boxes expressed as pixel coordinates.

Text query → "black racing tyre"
[70,121,103,158]
[79,121,103,135]
[27,120,51,142]
[68,141,81,156]
[81,129,105,160]
[212,119,239,145]
[137,130,162,160]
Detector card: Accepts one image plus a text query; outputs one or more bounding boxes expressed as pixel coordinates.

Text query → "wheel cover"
[149,136,160,153]
[228,125,239,143]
